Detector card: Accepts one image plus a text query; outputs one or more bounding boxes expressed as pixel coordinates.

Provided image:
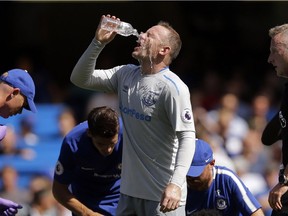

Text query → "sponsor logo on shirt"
[93,173,121,178]
[119,104,151,122]
[81,167,95,171]
[81,163,122,179]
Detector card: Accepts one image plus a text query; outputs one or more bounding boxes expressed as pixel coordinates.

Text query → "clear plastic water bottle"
[100,17,139,37]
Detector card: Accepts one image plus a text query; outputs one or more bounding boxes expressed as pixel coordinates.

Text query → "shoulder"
[117,64,139,73]
[215,166,246,188]
[160,70,190,96]
[62,121,89,153]
[158,70,190,97]
[64,121,88,143]
[114,64,140,80]
[215,166,240,181]
[162,70,187,85]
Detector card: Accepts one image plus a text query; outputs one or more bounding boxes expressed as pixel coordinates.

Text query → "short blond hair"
[158,21,182,63]
[269,24,288,38]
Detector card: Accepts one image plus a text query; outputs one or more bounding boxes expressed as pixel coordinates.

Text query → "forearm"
[170,131,195,187]
[57,196,96,216]
[52,181,102,216]
[70,38,105,89]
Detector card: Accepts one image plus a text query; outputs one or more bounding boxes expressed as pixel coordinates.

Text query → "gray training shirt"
[71,38,196,204]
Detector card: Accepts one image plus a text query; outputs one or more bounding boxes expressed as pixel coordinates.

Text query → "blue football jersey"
[186,166,261,216]
[54,118,123,216]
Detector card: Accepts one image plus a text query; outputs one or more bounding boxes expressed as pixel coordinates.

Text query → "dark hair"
[87,106,119,138]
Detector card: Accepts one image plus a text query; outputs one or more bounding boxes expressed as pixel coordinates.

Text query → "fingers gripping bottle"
[101,17,139,37]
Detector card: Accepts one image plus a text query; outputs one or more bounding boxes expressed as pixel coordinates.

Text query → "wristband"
[279,174,288,185]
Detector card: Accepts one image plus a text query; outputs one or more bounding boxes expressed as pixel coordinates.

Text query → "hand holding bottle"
[96,15,119,44]
[100,16,139,37]
[96,15,139,45]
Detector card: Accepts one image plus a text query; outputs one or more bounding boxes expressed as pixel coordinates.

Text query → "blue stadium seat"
[0,103,65,138]
[0,103,66,188]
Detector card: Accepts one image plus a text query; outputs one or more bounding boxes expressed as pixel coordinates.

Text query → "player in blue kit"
[0,68,37,216]
[186,139,264,216]
[52,106,123,216]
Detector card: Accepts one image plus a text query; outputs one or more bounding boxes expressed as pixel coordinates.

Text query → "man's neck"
[140,62,168,75]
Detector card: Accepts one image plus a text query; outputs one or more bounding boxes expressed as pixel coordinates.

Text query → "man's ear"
[159,46,171,55]
[8,88,20,99]
[12,88,21,96]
